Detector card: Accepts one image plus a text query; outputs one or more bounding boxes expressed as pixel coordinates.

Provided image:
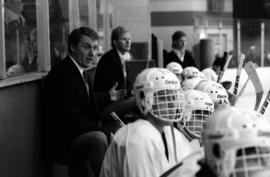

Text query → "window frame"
[0,0,50,87]
[0,0,111,88]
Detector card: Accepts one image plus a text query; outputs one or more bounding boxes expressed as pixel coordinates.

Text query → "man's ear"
[70,44,75,52]
[172,41,177,48]
[112,40,117,48]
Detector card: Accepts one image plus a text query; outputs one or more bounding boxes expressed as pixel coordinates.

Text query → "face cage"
[184,109,212,138]
[150,89,185,122]
[213,96,229,108]
[223,146,270,177]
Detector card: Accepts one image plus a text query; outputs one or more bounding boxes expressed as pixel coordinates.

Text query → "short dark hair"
[68,27,99,54]
[111,26,129,48]
[171,30,186,48]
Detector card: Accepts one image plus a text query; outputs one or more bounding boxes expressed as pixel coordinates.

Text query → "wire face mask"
[184,109,212,138]
[202,107,270,177]
[152,89,184,121]
[182,89,214,139]
[232,146,270,177]
[134,68,185,123]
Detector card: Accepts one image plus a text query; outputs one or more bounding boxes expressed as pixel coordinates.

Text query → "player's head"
[181,77,205,91]
[202,106,270,177]
[183,89,214,139]
[166,62,183,81]
[182,66,205,81]
[133,68,185,123]
[195,80,229,109]
[171,30,187,51]
[201,68,218,82]
[111,26,131,52]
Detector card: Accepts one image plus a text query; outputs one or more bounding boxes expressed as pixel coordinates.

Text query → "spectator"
[22,28,37,72]
[164,30,197,68]
[100,68,195,177]
[43,27,108,177]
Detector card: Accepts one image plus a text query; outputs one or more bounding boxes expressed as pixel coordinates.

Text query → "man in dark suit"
[44,27,108,177]
[164,30,198,69]
[94,26,137,133]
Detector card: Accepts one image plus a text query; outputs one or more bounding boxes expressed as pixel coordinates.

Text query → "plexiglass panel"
[5,0,38,76]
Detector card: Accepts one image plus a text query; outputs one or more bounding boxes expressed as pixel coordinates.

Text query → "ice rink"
[222,67,270,117]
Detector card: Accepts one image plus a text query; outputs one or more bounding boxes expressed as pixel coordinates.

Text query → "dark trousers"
[100,96,138,134]
[68,131,108,177]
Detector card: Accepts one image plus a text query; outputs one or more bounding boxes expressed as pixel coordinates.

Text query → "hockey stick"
[234,77,250,104]
[259,90,270,115]
[244,61,264,111]
[217,53,233,83]
[170,126,178,163]
[160,151,203,177]
[233,54,245,95]
[110,112,125,127]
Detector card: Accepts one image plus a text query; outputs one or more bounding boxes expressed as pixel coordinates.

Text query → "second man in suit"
[94,26,137,133]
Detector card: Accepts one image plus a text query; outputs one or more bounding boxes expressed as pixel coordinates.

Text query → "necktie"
[123,61,127,87]
[83,70,89,83]
[83,70,89,94]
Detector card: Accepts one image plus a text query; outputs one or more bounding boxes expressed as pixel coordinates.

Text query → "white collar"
[117,50,131,64]
[69,55,84,76]
[173,49,185,62]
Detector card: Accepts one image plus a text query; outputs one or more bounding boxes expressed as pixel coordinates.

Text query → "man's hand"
[109,82,127,101]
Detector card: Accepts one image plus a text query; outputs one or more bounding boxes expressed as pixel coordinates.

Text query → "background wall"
[150,0,234,57]
[0,81,48,177]
[108,0,151,59]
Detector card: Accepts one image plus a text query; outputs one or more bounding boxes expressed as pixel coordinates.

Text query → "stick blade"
[244,61,264,110]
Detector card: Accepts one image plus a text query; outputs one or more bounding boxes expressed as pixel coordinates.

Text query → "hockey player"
[182,66,205,81]
[181,77,205,91]
[100,68,195,177]
[201,106,270,177]
[178,89,214,142]
[194,80,229,109]
[201,67,218,82]
[181,66,206,91]
[166,62,183,82]
[161,106,270,177]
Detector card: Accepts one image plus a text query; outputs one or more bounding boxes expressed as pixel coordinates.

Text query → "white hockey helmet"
[183,89,214,139]
[182,66,205,81]
[202,106,270,177]
[194,80,229,108]
[201,68,218,82]
[133,68,185,122]
[181,77,205,91]
[166,62,183,80]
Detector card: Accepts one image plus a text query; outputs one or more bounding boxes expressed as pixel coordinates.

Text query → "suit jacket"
[164,50,198,68]
[43,56,103,163]
[94,48,131,110]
